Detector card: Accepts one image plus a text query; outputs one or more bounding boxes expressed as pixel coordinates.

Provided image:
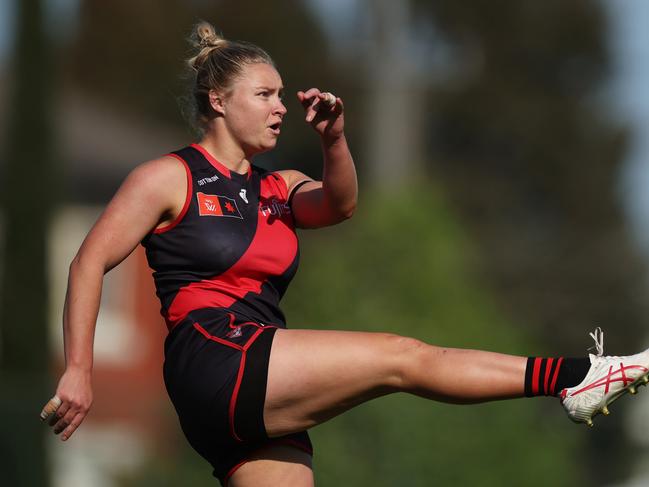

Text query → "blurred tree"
[0,0,56,485]
[285,188,582,487]
[411,0,647,483]
[62,0,336,177]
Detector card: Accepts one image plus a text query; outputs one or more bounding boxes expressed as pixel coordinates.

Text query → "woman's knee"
[380,333,433,390]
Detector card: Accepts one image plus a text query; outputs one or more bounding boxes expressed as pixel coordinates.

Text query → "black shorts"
[162,310,313,485]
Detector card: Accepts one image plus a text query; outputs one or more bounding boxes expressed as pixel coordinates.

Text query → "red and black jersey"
[142,144,301,331]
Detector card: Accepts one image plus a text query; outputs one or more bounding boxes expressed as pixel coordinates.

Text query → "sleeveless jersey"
[142,144,300,331]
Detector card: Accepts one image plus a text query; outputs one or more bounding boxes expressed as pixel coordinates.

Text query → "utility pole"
[363,0,427,189]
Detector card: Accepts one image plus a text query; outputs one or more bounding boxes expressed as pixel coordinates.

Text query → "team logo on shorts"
[196,192,243,219]
[226,326,242,338]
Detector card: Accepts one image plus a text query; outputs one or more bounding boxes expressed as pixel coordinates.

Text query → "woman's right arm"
[40,155,187,441]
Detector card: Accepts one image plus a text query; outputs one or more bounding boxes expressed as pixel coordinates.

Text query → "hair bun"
[192,21,224,49]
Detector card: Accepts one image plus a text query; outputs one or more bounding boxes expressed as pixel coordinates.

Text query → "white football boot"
[560,328,649,427]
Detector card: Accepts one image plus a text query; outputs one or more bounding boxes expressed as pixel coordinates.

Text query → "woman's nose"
[275,99,287,115]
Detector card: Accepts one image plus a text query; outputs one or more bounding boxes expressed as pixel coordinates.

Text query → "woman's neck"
[198,132,251,175]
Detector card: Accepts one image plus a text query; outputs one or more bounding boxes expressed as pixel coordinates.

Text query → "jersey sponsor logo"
[197,174,219,186]
[239,189,248,204]
[259,198,291,217]
[197,192,243,219]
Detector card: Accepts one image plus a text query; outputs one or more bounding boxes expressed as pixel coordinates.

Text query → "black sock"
[524,357,591,397]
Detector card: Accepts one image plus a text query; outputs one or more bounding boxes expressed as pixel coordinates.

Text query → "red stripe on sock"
[532,357,542,395]
[544,358,554,395]
[549,357,564,395]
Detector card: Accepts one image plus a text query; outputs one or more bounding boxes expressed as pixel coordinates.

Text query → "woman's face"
[220,63,287,156]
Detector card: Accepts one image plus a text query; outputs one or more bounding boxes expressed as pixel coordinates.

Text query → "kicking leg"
[263,329,527,437]
[264,327,649,434]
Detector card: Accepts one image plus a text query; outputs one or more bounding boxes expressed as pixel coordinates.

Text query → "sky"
[605,0,649,254]
[0,0,78,62]
[305,0,359,39]
[0,0,15,61]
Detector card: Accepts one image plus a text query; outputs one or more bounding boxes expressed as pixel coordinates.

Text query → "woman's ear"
[209,90,226,116]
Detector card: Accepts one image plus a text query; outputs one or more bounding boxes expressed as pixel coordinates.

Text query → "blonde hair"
[186,21,275,131]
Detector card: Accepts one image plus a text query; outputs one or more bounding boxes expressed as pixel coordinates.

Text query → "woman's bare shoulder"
[109,154,188,214]
[128,154,187,185]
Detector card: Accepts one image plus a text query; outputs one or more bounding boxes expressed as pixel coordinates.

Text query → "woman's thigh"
[264,328,411,437]
[228,444,314,487]
[263,328,526,437]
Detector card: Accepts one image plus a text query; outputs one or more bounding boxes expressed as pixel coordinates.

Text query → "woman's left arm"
[279,89,358,229]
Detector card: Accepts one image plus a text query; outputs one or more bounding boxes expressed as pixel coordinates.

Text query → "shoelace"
[588,327,604,357]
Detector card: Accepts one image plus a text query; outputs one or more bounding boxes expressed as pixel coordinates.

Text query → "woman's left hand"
[297,88,345,142]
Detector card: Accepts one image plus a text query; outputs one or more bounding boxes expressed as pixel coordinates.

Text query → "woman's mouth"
[268,122,281,136]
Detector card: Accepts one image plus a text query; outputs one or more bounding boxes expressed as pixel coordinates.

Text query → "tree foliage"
[64,0,337,175]
[413,1,645,482]
[286,187,584,486]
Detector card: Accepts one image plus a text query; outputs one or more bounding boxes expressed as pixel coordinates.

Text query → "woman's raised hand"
[297,88,345,142]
